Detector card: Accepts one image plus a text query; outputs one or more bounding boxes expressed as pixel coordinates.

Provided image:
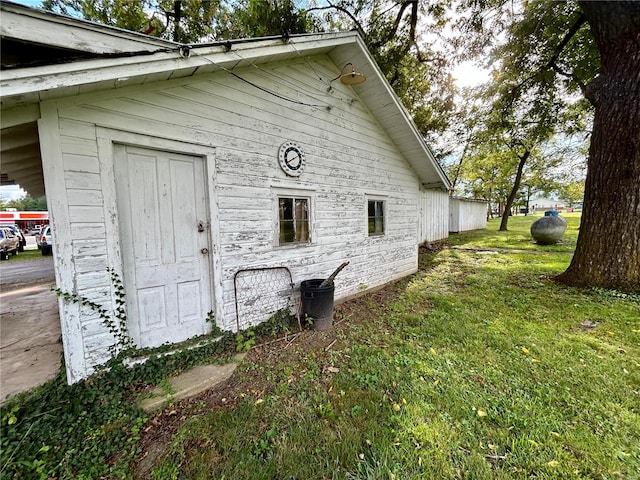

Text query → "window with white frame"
[278,196,310,244]
[367,198,385,236]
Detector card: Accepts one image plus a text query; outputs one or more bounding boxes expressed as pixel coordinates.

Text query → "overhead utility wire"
[197,54,330,110]
[225,70,329,109]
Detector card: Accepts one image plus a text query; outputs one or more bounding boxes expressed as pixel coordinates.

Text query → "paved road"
[0,233,60,403]
[0,256,55,287]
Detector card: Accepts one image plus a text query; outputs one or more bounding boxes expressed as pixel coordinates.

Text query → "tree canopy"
[41,0,317,42]
[1,195,48,211]
[34,0,640,292]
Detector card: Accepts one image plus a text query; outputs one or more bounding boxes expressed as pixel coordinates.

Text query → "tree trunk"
[499,150,530,231]
[557,2,640,293]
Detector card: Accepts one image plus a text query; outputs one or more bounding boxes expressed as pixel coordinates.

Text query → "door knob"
[201,248,209,255]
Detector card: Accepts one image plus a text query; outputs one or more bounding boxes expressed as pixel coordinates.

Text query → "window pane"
[295,199,309,242]
[280,220,295,243]
[367,200,384,236]
[280,198,293,220]
[279,197,309,244]
[279,198,294,243]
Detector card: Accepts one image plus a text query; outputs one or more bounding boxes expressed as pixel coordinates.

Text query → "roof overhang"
[1,0,176,59]
[1,2,450,195]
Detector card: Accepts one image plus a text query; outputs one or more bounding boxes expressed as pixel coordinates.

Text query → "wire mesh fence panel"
[234,267,296,330]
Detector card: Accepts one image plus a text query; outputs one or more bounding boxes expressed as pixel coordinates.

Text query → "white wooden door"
[115,145,211,348]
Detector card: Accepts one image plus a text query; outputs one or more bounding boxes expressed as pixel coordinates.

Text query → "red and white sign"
[0,211,49,222]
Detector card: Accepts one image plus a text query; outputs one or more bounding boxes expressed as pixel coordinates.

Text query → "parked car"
[35,226,46,249]
[0,227,20,260]
[40,225,53,256]
[0,224,26,252]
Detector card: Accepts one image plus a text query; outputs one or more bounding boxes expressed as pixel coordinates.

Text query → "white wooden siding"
[418,188,449,242]
[449,197,488,233]
[44,55,447,380]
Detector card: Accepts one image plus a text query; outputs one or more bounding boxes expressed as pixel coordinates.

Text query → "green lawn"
[3,248,45,262]
[447,212,582,252]
[2,212,639,479]
[148,213,639,479]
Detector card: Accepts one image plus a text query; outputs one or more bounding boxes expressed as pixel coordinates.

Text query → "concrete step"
[140,353,245,412]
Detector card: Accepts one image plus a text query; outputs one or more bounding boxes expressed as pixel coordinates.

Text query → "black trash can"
[300,279,335,330]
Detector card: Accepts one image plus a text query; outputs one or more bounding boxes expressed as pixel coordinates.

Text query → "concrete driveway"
[0,253,62,404]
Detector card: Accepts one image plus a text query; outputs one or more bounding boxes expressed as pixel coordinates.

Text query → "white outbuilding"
[449,197,488,233]
[1,1,451,383]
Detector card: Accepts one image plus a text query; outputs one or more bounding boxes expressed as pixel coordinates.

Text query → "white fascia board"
[0,1,176,53]
[0,33,357,99]
[347,35,451,190]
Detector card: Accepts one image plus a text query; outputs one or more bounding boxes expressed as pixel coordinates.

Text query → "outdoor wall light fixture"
[328,63,366,91]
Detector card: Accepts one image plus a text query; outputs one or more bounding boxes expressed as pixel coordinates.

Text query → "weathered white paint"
[419,188,450,242]
[114,145,212,347]
[4,28,451,382]
[1,30,450,192]
[1,2,175,56]
[0,104,40,129]
[449,197,488,233]
[38,101,88,384]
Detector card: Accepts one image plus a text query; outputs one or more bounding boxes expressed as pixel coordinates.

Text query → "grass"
[2,248,45,262]
[447,212,582,252]
[147,213,639,479]
[2,212,639,479]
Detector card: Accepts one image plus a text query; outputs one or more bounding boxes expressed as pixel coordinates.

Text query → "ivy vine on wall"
[53,267,134,355]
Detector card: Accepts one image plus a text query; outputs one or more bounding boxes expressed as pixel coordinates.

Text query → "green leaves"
[1,194,47,211]
[42,0,314,43]
[235,329,256,352]
[53,268,134,356]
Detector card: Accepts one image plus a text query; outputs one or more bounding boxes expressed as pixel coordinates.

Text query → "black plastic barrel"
[300,279,335,330]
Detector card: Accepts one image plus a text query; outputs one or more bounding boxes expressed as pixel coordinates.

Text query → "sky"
[0,185,26,202]
[10,0,40,5]
[1,0,488,202]
[452,61,490,89]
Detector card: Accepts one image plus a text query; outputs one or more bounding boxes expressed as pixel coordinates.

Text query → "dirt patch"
[133,276,410,478]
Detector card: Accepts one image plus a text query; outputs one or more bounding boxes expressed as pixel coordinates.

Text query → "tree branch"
[551,61,587,94]
[546,12,587,69]
[368,0,415,49]
[500,10,588,115]
[306,2,366,39]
